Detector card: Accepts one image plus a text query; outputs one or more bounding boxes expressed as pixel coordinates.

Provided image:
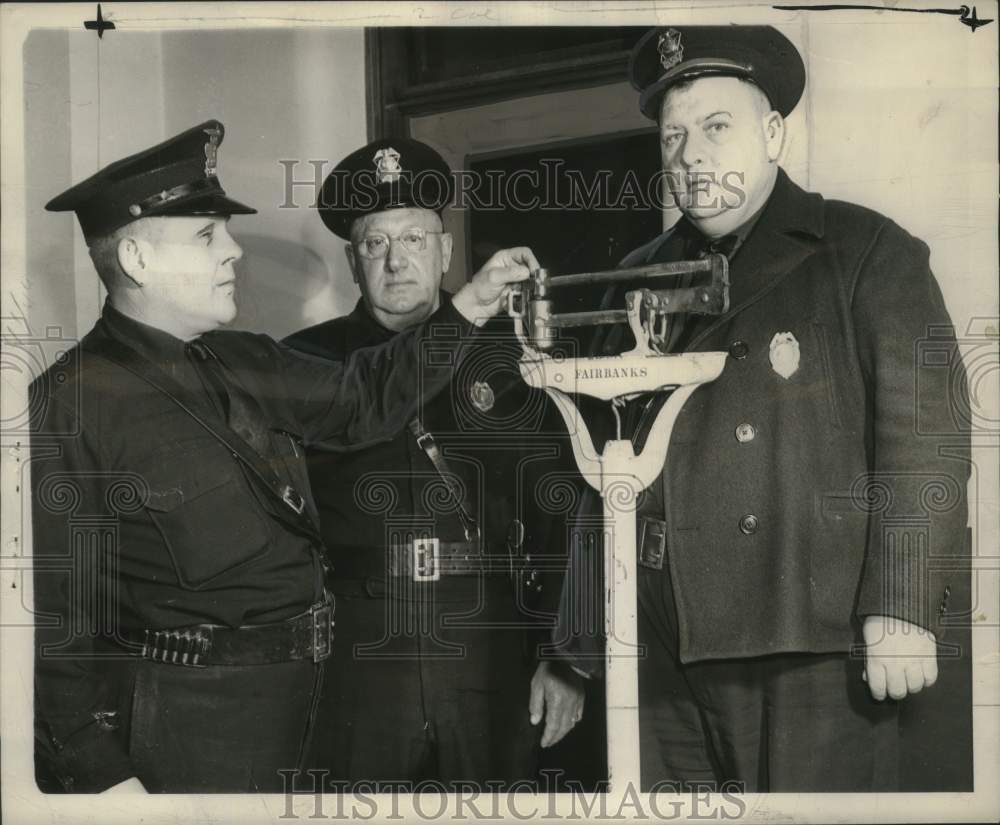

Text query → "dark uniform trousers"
[125,660,321,793]
[310,577,537,788]
[286,300,569,790]
[636,560,899,793]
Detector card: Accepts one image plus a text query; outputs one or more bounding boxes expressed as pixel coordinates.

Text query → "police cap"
[629,26,805,120]
[46,120,256,243]
[318,138,454,240]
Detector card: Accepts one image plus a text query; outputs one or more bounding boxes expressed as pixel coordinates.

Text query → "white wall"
[160,28,367,338]
[802,15,997,341]
[23,27,368,344]
[24,29,166,342]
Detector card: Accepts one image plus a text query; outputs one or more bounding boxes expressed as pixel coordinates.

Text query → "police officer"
[284,138,584,788]
[559,27,970,791]
[31,122,531,793]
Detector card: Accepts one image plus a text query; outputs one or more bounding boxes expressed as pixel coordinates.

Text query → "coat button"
[738,514,759,535]
[735,423,756,443]
[729,340,749,360]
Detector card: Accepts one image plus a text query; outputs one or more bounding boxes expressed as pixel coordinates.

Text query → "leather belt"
[329,539,532,582]
[128,592,335,668]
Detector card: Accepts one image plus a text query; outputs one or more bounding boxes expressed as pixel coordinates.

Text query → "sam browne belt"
[329,539,551,583]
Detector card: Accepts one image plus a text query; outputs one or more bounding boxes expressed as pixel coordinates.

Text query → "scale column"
[601,440,643,794]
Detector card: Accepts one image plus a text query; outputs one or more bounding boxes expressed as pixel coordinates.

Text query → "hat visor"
[154,191,257,218]
[638,63,755,120]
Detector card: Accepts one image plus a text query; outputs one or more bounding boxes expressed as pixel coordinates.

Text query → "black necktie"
[666,232,739,353]
[185,339,271,457]
[686,232,740,261]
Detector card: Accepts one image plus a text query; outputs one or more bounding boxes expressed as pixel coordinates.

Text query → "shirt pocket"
[143,458,272,589]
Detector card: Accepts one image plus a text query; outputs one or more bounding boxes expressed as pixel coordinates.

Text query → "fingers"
[528,677,545,726]
[496,246,540,273]
[538,677,585,749]
[922,655,939,689]
[540,690,569,749]
[488,264,531,286]
[485,246,539,283]
[868,655,940,701]
[547,692,585,748]
[866,659,888,701]
[863,615,941,702]
[884,663,910,700]
[515,247,541,272]
[904,663,925,695]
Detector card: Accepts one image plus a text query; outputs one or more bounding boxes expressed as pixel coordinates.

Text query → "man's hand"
[862,614,938,701]
[529,660,585,748]
[451,246,539,326]
[102,776,148,794]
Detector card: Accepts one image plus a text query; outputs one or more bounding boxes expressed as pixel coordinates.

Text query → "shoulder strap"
[83,336,323,544]
[408,418,480,542]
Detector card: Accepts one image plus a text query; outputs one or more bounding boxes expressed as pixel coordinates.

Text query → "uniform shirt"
[30,296,475,790]
[285,295,558,555]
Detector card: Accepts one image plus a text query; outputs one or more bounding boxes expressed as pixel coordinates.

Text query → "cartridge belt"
[128,592,334,667]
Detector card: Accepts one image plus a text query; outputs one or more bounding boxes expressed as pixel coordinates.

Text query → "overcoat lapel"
[686,169,825,350]
[590,169,826,355]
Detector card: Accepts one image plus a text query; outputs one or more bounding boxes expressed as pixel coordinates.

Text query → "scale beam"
[508,254,729,352]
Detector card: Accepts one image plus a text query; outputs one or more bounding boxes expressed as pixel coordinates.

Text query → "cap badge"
[768,331,800,379]
[470,380,495,413]
[203,126,221,177]
[374,147,402,184]
[657,28,684,72]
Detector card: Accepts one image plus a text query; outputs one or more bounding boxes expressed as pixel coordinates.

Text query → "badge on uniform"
[203,126,221,177]
[470,380,495,413]
[373,147,402,184]
[657,28,684,70]
[768,331,800,379]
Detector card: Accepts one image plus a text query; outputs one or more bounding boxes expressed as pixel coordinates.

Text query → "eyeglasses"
[354,228,443,260]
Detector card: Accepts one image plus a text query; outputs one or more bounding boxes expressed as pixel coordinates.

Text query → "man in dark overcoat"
[31,122,531,793]
[557,26,970,791]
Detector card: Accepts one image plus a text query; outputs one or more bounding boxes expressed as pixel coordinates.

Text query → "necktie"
[667,232,739,353]
[185,340,321,590]
[687,232,740,261]
[185,339,271,457]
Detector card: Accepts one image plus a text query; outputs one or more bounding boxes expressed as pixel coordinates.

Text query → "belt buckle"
[282,485,305,515]
[412,537,440,582]
[638,517,667,570]
[311,598,334,663]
